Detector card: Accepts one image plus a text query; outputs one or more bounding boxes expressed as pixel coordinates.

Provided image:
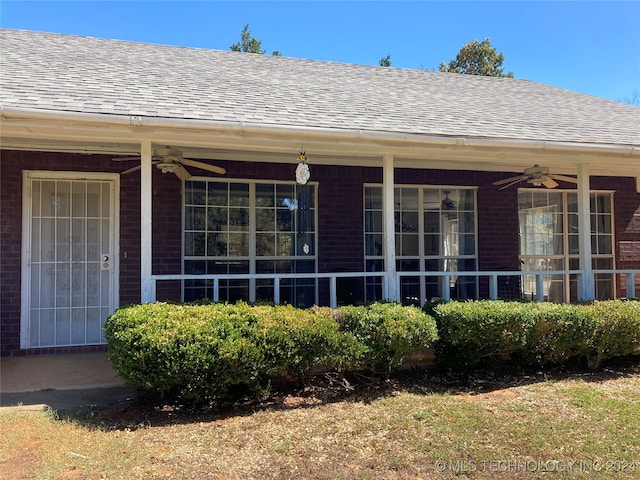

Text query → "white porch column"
[140,140,154,303]
[577,162,595,300]
[382,154,398,301]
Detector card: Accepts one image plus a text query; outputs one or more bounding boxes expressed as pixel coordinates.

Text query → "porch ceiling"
[1,109,638,179]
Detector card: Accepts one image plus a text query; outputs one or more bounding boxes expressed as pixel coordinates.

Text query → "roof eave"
[2,106,639,176]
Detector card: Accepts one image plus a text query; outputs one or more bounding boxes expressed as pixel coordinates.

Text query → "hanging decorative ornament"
[295,150,310,185]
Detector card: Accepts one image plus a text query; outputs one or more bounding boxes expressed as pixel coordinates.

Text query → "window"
[184,180,316,306]
[518,190,614,302]
[364,185,478,305]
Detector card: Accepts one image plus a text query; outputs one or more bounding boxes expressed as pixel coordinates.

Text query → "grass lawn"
[2,363,639,479]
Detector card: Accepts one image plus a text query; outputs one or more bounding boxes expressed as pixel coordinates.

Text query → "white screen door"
[22,172,119,348]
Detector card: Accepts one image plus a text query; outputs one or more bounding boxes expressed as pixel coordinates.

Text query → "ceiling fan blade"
[113,156,142,162]
[499,178,527,190]
[173,164,192,181]
[549,174,578,184]
[542,177,559,189]
[181,159,226,175]
[493,175,527,186]
[121,165,142,175]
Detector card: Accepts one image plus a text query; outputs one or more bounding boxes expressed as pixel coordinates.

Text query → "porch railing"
[147,269,639,308]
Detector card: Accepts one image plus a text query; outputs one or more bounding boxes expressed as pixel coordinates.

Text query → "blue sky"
[1,1,638,103]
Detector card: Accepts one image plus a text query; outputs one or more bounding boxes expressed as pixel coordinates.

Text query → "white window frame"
[364,184,479,304]
[182,178,318,304]
[518,188,616,302]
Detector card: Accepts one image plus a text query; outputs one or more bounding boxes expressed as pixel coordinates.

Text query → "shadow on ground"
[48,356,640,431]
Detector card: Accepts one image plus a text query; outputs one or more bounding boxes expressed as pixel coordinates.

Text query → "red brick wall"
[0,152,23,355]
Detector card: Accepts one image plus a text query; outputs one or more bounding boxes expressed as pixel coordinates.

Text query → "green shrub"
[104,302,363,405]
[586,300,640,368]
[105,302,261,404]
[431,299,640,371]
[337,303,438,377]
[253,304,364,383]
[431,300,534,370]
[522,303,597,367]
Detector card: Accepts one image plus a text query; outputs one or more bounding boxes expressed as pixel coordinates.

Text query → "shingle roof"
[1,28,639,146]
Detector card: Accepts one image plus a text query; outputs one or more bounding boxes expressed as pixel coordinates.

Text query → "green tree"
[230,24,281,56]
[379,53,392,67]
[439,38,514,77]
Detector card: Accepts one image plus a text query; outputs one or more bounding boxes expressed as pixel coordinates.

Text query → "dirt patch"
[1,438,41,480]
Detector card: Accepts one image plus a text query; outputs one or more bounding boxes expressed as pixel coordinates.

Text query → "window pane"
[568,213,579,233]
[365,211,383,233]
[400,211,418,233]
[186,206,206,230]
[458,234,476,255]
[424,234,440,256]
[399,188,418,210]
[295,260,316,273]
[297,232,315,256]
[206,182,227,206]
[207,207,227,231]
[401,234,419,256]
[185,232,205,256]
[255,209,274,231]
[591,214,612,234]
[593,235,612,255]
[229,183,249,206]
[546,192,562,208]
[277,233,295,256]
[595,194,611,214]
[186,181,207,205]
[365,234,383,256]
[229,208,249,231]
[365,187,382,209]
[458,189,475,210]
[276,209,294,232]
[424,212,440,232]
[256,260,275,274]
[207,233,227,256]
[423,189,441,211]
[459,213,475,233]
[568,234,579,254]
[398,259,420,271]
[228,233,249,256]
[276,184,295,207]
[256,184,275,207]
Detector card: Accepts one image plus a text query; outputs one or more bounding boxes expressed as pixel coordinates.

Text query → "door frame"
[20,170,120,349]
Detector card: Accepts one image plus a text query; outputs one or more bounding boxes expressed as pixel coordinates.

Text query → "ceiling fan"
[112,147,226,180]
[493,164,578,190]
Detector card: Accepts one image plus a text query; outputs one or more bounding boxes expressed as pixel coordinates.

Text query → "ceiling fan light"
[441,191,455,210]
[532,179,542,187]
[156,162,178,174]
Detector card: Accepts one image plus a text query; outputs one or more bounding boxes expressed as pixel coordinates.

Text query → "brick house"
[1,29,639,356]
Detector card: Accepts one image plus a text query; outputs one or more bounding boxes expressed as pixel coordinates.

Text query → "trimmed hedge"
[337,303,438,377]
[105,302,364,405]
[430,299,640,370]
[105,302,437,405]
[105,299,639,405]
[586,300,640,368]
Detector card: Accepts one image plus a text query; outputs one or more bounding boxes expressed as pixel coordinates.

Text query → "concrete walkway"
[0,353,136,411]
